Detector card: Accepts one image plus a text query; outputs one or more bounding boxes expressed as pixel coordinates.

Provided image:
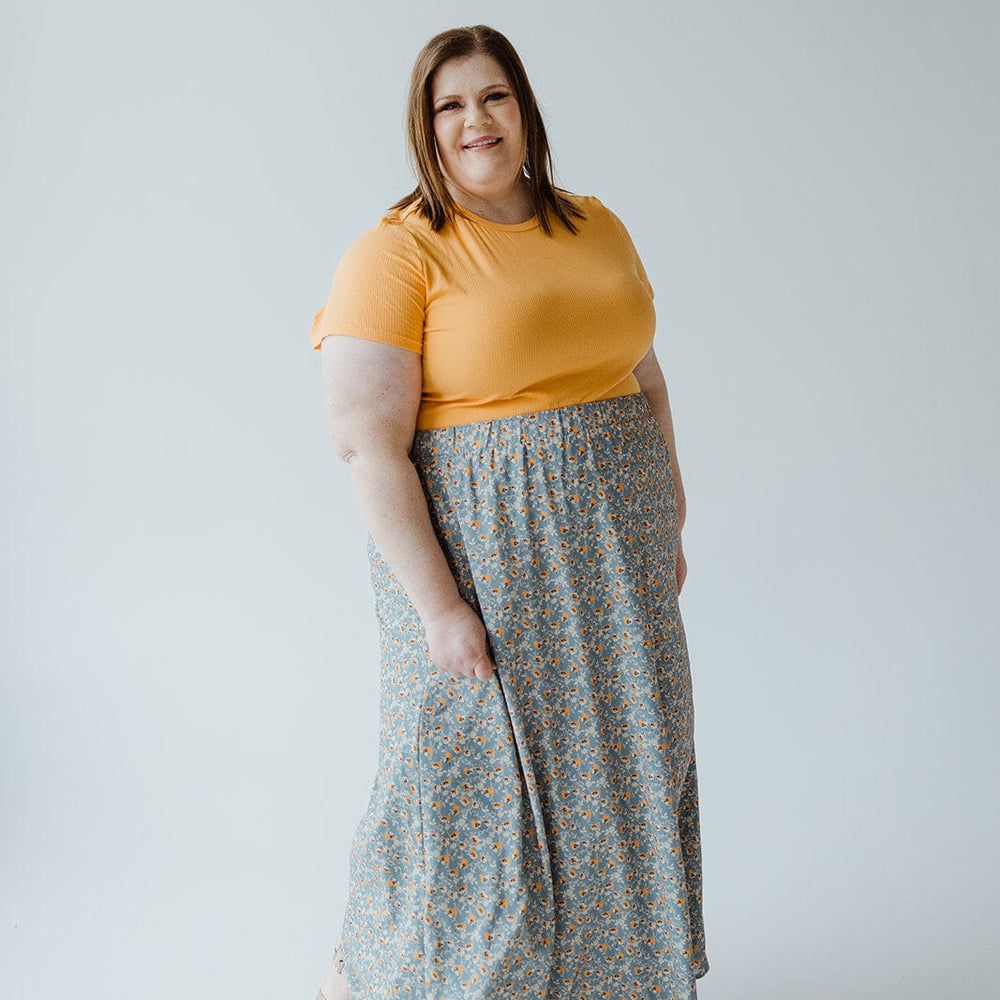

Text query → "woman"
[311,24,708,1000]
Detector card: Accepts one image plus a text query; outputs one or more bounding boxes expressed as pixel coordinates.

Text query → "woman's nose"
[465,104,492,128]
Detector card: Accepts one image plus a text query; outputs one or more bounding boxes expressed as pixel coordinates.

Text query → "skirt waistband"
[410,391,656,463]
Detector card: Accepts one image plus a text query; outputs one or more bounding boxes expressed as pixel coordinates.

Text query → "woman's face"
[430,52,527,211]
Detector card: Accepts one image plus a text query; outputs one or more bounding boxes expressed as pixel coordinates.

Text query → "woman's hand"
[676,537,688,595]
[423,602,496,681]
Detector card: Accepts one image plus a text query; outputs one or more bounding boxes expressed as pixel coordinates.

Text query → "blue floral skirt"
[338,392,708,999]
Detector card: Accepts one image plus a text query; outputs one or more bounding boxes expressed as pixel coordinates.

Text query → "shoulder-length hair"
[389,24,585,236]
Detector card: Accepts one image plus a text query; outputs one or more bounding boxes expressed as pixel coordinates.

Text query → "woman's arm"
[633,346,688,592]
[321,334,494,680]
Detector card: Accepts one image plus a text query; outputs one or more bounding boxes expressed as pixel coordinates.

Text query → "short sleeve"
[605,204,655,302]
[309,221,426,352]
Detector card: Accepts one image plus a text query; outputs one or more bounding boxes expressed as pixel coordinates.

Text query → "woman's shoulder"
[344,199,438,263]
[377,196,425,228]
[338,202,425,263]
[557,191,637,241]
[557,190,624,226]
[560,190,603,210]
[324,207,427,298]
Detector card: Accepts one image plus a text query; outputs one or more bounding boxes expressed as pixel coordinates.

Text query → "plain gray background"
[2,1,998,998]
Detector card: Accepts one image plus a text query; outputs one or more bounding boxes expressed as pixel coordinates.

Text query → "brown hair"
[389,24,585,236]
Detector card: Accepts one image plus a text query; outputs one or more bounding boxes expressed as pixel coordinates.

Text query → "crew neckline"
[452,201,540,232]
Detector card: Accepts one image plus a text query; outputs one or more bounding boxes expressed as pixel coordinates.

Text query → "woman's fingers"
[471,649,495,681]
[424,601,495,679]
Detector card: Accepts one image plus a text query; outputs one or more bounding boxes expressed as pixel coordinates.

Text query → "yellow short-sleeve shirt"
[310,193,656,430]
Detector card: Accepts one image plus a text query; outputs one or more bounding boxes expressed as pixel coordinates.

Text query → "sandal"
[314,936,349,1000]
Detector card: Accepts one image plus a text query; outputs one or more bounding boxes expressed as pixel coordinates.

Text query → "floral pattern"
[336,392,707,999]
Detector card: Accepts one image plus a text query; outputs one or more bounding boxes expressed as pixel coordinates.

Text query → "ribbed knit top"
[309,192,656,430]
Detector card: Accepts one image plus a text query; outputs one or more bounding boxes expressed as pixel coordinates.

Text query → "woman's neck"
[447,177,534,225]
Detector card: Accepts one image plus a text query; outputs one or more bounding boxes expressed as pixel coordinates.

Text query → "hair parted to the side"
[390,24,585,236]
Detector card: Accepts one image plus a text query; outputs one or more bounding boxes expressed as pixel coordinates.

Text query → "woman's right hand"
[423,602,496,681]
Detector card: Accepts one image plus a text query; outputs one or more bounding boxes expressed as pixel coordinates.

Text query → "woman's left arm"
[633,346,688,591]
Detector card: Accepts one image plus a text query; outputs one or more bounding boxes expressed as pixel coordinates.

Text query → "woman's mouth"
[464,137,502,150]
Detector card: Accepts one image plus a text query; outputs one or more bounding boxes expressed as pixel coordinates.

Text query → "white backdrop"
[2,2,998,998]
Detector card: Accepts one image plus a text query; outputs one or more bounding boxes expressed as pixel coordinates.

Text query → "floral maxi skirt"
[337,392,709,999]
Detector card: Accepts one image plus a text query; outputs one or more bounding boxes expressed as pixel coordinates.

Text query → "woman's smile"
[464,136,501,150]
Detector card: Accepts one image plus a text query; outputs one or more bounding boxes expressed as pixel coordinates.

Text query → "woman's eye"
[435,92,508,113]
